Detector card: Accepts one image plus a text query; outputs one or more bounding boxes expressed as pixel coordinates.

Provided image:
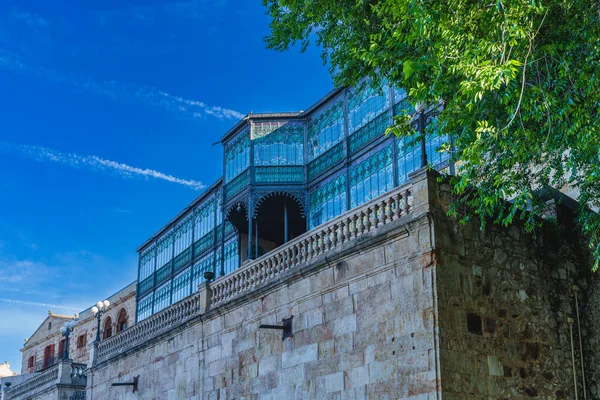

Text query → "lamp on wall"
[59,319,78,359]
[91,300,110,342]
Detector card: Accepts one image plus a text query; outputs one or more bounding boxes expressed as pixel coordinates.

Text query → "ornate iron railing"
[174,248,192,272]
[307,142,344,181]
[193,232,214,258]
[94,181,414,365]
[155,262,172,286]
[348,111,390,154]
[138,275,154,296]
[5,363,59,400]
[224,169,249,201]
[255,166,304,183]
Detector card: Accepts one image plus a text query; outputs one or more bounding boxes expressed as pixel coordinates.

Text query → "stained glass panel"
[348,81,390,134]
[138,245,155,281]
[174,215,193,257]
[192,251,214,290]
[307,99,344,161]
[307,142,344,181]
[225,129,250,183]
[397,118,451,184]
[136,294,153,322]
[171,267,191,304]
[156,231,173,270]
[350,145,394,208]
[153,280,172,313]
[253,121,304,166]
[255,166,304,183]
[194,197,215,240]
[138,275,153,296]
[348,112,390,155]
[309,174,347,229]
[223,237,239,276]
[224,170,248,201]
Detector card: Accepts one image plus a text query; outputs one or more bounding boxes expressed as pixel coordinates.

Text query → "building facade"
[89,169,600,399]
[83,81,598,398]
[135,81,451,323]
[4,282,136,400]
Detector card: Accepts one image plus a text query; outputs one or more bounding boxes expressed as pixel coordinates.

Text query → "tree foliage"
[264,0,600,270]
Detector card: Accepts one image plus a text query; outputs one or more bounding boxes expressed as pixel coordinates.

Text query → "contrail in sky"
[0,298,81,312]
[0,50,245,120]
[0,141,205,190]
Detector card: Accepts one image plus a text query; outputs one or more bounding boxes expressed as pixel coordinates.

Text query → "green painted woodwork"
[255,166,304,183]
[348,111,390,155]
[307,142,344,181]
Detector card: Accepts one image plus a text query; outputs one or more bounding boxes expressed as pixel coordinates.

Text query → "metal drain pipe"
[568,316,578,400]
[572,285,587,400]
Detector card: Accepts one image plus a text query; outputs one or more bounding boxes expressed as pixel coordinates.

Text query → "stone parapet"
[92,172,426,367]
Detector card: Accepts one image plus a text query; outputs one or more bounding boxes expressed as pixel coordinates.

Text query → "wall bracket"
[259,315,293,341]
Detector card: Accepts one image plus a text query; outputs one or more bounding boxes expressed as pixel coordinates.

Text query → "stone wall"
[89,172,440,399]
[431,177,600,399]
[87,169,599,399]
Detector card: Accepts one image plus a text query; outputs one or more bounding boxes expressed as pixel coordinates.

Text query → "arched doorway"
[252,193,306,257]
[103,317,113,340]
[117,309,128,333]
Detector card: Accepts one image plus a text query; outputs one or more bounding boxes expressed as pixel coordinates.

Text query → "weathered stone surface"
[85,171,599,400]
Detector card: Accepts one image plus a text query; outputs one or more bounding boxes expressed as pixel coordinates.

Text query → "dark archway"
[253,194,306,257]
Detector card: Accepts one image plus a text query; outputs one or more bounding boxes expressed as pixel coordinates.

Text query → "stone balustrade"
[210,186,412,305]
[94,180,415,365]
[4,363,59,400]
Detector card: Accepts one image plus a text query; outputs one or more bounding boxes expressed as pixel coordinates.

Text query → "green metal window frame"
[307,99,344,161]
[253,121,304,166]
[224,170,249,201]
[350,145,394,208]
[255,166,304,183]
[309,173,347,229]
[153,280,172,313]
[307,142,344,181]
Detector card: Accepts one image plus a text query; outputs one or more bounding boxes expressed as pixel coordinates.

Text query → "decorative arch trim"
[253,191,306,218]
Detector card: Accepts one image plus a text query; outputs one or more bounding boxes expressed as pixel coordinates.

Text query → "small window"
[48,322,52,330]
[76,334,87,349]
[27,356,35,368]
[467,312,482,335]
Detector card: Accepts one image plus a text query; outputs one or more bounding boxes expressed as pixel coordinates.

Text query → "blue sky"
[0,0,332,371]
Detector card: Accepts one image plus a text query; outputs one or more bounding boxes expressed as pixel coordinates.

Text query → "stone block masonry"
[87,169,599,399]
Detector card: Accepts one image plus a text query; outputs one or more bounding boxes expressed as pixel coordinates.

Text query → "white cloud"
[0,50,244,121]
[0,141,205,190]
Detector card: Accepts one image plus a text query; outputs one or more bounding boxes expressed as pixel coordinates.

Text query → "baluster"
[292,244,299,265]
[286,248,294,269]
[344,217,352,241]
[372,203,379,228]
[330,224,337,247]
[307,236,314,259]
[386,197,393,222]
[324,226,332,250]
[395,192,403,219]
[357,211,365,235]
[317,230,325,254]
[336,221,344,244]
[365,207,373,232]
[406,190,412,213]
